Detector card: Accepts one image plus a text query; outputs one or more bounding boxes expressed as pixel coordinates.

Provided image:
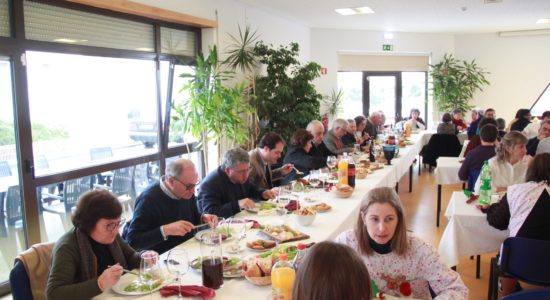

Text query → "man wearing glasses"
[197,148,277,218]
[123,159,217,254]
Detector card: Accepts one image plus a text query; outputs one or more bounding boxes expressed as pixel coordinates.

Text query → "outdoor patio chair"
[0,160,12,177]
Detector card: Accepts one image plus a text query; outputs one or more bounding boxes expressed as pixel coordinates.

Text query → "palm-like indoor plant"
[430,53,490,113]
[172,45,252,170]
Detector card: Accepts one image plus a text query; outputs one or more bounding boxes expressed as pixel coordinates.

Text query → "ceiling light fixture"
[335,6,374,16]
[384,33,394,39]
[536,18,549,24]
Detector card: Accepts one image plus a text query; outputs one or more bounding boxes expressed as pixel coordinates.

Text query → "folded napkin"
[160,285,215,299]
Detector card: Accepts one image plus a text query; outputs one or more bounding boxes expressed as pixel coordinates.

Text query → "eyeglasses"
[105,218,125,231]
[174,177,200,190]
[234,166,253,175]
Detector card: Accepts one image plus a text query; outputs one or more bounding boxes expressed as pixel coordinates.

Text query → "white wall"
[454,33,550,122]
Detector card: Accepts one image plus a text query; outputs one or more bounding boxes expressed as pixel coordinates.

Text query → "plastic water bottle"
[478,160,492,206]
[271,253,295,300]
[292,243,308,270]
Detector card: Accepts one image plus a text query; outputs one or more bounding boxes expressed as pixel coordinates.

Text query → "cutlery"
[293,166,304,175]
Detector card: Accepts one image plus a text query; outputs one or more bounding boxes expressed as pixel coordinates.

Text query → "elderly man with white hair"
[306,120,332,158]
[365,111,382,139]
[323,118,355,155]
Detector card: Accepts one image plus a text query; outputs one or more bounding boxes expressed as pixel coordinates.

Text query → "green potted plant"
[430,53,490,113]
[223,25,261,150]
[322,88,344,123]
[172,45,252,170]
[253,41,322,142]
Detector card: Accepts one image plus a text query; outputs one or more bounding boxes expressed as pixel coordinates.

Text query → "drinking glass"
[276,185,292,221]
[140,251,160,292]
[309,169,321,188]
[319,168,329,188]
[227,218,247,255]
[166,249,189,298]
[326,155,337,170]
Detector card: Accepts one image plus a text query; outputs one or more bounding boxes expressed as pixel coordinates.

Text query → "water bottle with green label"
[478,160,492,206]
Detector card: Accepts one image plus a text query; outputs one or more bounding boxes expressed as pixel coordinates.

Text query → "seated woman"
[405,108,426,130]
[335,187,468,299]
[486,153,550,295]
[496,118,507,139]
[283,128,327,183]
[474,131,530,193]
[510,108,531,132]
[452,109,467,132]
[47,190,142,300]
[437,113,456,135]
[292,241,372,300]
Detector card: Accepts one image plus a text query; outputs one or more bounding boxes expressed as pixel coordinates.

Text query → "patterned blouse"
[507,181,550,237]
[335,230,468,299]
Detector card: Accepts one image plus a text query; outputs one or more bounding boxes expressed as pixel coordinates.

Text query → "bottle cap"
[297,243,306,250]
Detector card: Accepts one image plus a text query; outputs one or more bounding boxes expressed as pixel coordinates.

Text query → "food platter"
[258,225,309,244]
[308,202,332,213]
[189,256,243,278]
[112,273,167,296]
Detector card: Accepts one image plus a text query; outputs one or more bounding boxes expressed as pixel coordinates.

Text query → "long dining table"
[95,131,431,300]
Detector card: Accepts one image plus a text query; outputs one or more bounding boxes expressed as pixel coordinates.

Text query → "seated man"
[248,132,293,189]
[122,159,217,254]
[307,120,332,158]
[364,111,381,139]
[526,120,550,156]
[197,148,277,218]
[458,124,498,191]
[323,118,355,155]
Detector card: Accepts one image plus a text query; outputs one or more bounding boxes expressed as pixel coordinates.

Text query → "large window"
[0,57,22,284]
[27,51,159,175]
[0,1,200,293]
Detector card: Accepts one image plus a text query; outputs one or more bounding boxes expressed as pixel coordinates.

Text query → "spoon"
[293,166,304,175]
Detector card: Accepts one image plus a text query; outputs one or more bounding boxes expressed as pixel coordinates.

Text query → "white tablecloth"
[95,132,430,300]
[438,191,509,267]
[434,157,464,185]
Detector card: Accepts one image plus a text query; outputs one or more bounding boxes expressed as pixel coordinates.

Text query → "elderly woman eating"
[47,189,143,300]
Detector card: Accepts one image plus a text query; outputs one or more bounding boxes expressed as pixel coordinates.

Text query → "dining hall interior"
[1,0,550,299]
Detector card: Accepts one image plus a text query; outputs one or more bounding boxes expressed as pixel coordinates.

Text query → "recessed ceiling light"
[384,33,394,39]
[536,19,549,24]
[335,6,374,16]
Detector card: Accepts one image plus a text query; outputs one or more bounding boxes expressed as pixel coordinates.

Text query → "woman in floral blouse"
[335,187,468,299]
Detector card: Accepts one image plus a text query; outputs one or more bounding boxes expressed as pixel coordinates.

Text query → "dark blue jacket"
[197,166,266,218]
[122,182,201,254]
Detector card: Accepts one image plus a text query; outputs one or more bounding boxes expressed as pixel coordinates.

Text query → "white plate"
[111,273,167,296]
[194,228,234,243]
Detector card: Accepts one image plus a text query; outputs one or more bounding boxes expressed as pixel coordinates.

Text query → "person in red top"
[452,109,467,131]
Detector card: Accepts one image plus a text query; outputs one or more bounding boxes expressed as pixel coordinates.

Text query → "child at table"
[335,187,468,299]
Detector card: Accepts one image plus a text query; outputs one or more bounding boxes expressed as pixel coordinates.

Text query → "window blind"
[0,0,9,37]
[160,27,196,57]
[23,0,154,52]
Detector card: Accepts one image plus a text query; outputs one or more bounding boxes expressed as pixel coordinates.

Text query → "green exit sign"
[382,44,393,51]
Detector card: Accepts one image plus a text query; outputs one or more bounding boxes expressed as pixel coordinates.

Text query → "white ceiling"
[237,0,550,34]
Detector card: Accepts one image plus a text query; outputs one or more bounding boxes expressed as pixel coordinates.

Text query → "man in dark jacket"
[458,124,498,191]
[122,159,218,254]
[526,120,550,156]
[197,148,277,218]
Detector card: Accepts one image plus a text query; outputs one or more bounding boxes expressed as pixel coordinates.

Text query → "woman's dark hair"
[442,113,452,123]
[526,153,550,183]
[354,115,366,127]
[292,241,371,300]
[514,108,531,120]
[409,108,420,117]
[290,129,314,148]
[72,189,122,234]
[495,118,506,130]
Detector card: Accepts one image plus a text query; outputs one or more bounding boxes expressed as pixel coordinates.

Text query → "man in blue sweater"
[197,148,277,218]
[122,159,218,254]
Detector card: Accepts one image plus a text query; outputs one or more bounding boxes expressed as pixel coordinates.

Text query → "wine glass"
[326,155,337,170]
[227,218,247,255]
[276,185,292,222]
[166,249,189,298]
[319,168,329,188]
[140,251,160,293]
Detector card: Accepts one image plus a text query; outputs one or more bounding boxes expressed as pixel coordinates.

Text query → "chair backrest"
[63,176,92,212]
[502,288,550,300]
[6,185,22,225]
[89,147,113,160]
[422,134,462,167]
[112,167,136,198]
[0,160,12,177]
[11,242,55,300]
[500,237,550,286]
[9,260,33,300]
